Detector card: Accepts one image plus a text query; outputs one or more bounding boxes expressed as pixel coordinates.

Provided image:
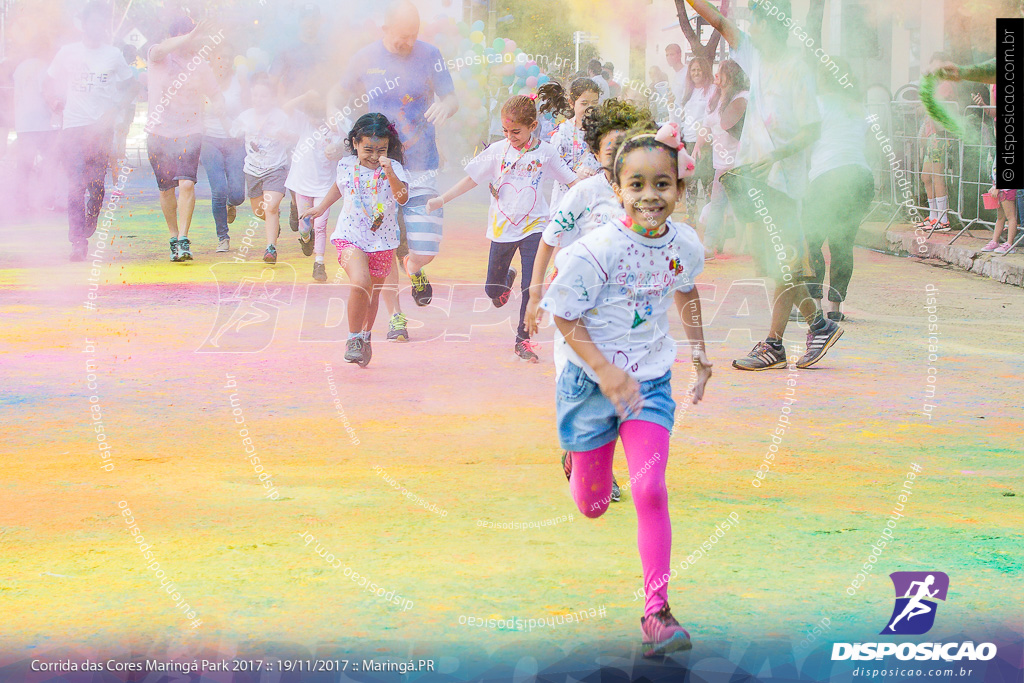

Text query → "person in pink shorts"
[301,113,409,367]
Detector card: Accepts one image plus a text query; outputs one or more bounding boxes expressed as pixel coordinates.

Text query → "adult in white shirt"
[685,0,844,373]
[586,59,610,103]
[664,44,687,125]
[44,1,137,261]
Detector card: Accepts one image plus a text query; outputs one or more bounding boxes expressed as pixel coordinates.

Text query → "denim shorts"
[556,361,676,452]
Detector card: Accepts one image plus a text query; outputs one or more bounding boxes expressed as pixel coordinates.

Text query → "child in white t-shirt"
[542,78,604,208]
[540,123,711,658]
[427,95,579,362]
[284,89,346,282]
[230,74,296,264]
[302,113,409,368]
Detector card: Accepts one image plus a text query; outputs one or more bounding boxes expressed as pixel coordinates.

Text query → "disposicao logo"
[832,571,998,662]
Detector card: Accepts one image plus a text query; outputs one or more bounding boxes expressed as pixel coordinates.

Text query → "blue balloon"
[515,64,527,77]
[471,20,485,32]
[537,74,550,86]
[527,64,540,77]
[460,38,472,52]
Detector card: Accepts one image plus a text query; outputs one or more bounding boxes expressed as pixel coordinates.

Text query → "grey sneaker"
[387,312,409,341]
[796,321,843,369]
[169,237,180,262]
[732,341,788,371]
[216,238,230,253]
[344,337,371,367]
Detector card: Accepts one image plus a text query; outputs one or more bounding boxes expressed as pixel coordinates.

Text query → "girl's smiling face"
[614,146,681,231]
[354,136,389,168]
[502,116,537,150]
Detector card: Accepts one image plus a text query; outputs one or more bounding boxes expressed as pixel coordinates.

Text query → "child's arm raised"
[674,288,712,404]
[426,176,478,213]
[378,157,409,205]
[301,184,342,220]
[684,0,741,48]
[555,315,643,418]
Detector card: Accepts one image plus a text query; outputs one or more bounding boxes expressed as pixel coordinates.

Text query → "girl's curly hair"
[581,98,656,157]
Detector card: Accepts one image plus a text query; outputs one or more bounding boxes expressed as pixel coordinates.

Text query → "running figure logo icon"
[881,572,950,635]
[197,264,296,353]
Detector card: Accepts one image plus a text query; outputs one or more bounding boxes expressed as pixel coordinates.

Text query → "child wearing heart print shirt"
[427,95,579,362]
[540,123,712,658]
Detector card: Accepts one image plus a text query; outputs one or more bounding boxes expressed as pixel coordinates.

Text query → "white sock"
[315,255,324,263]
[936,196,948,223]
[928,198,938,221]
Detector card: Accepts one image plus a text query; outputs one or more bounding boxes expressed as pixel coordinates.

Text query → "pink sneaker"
[994,242,1016,255]
[641,604,692,657]
[981,240,1000,252]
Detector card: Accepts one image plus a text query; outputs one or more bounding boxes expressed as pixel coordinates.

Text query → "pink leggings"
[570,420,671,618]
[294,193,330,256]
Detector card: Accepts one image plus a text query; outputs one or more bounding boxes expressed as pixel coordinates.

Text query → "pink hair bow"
[654,122,697,180]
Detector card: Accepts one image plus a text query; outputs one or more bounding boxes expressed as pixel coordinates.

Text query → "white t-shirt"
[543,173,623,249]
[230,108,293,177]
[669,67,687,125]
[681,85,712,143]
[808,94,871,183]
[464,138,577,242]
[204,74,244,139]
[550,120,602,208]
[731,32,820,199]
[704,89,748,170]
[286,112,341,198]
[14,58,58,133]
[46,42,134,129]
[540,218,705,383]
[589,74,611,102]
[329,156,410,253]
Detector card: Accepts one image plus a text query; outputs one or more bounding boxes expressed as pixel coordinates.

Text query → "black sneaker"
[514,339,539,362]
[177,237,193,261]
[732,341,788,371]
[344,337,372,367]
[312,261,327,282]
[403,256,432,306]
[70,241,88,262]
[796,321,843,369]
[263,245,277,264]
[611,478,621,502]
[826,311,845,322]
[493,267,518,308]
[561,451,572,481]
[169,237,180,262]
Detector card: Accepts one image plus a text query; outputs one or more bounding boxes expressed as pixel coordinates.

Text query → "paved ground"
[1,185,1021,678]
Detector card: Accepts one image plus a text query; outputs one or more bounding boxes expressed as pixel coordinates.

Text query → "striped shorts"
[402,177,444,256]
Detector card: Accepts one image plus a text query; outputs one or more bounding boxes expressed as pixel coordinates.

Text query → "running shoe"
[641,604,692,658]
[169,237,180,262]
[70,241,88,262]
[217,238,230,253]
[403,255,433,306]
[515,339,539,362]
[226,204,237,224]
[344,337,364,364]
[561,451,572,481]
[299,218,314,256]
[933,222,952,233]
[795,321,844,369]
[981,240,1000,252]
[177,237,193,261]
[826,311,845,322]
[611,478,621,503]
[263,245,277,264]
[312,262,327,282]
[994,242,1016,255]
[387,312,409,342]
[493,267,518,308]
[732,341,787,371]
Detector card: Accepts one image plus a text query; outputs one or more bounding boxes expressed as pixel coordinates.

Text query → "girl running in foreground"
[539,123,712,657]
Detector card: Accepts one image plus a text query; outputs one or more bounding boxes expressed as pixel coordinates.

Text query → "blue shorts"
[556,361,676,452]
[401,193,444,256]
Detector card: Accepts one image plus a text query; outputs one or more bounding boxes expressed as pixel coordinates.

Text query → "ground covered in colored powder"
[1,178,1021,671]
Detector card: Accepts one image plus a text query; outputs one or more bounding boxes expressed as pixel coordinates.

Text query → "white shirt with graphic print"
[464,138,577,243]
[329,156,409,253]
[543,172,623,249]
[550,120,602,208]
[540,218,704,383]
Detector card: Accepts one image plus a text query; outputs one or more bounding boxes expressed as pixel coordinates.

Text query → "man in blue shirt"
[330,0,457,339]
